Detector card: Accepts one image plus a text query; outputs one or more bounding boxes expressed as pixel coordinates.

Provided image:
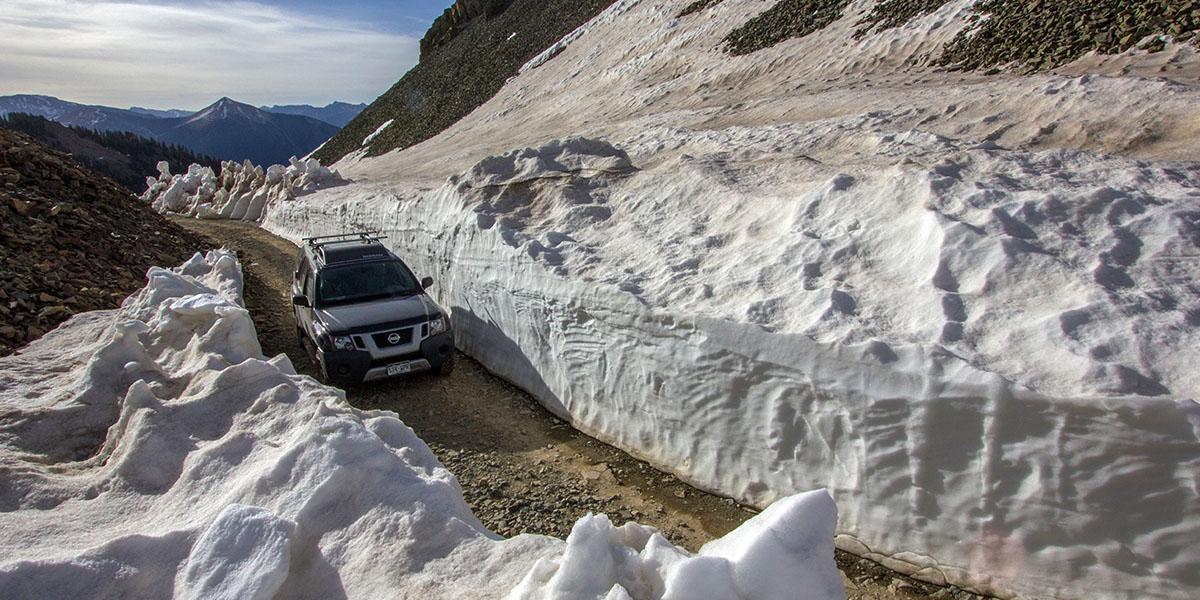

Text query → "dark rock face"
[316,0,618,165]
[420,0,515,58]
[0,130,208,356]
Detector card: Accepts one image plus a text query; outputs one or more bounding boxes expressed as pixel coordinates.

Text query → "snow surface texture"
[259,129,1200,600]
[140,157,345,221]
[0,251,845,600]
[162,1,1200,598]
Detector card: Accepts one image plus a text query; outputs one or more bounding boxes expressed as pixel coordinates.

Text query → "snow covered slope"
[0,252,844,600]
[155,1,1200,598]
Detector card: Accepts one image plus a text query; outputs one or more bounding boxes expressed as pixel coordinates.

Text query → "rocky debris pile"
[140,156,345,221]
[853,0,951,39]
[430,444,631,540]
[314,0,618,164]
[0,129,206,356]
[939,0,1200,71]
[677,0,724,18]
[722,0,851,55]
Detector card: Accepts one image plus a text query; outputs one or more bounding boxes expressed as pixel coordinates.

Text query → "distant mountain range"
[0,95,365,165]
[259,102,366,128]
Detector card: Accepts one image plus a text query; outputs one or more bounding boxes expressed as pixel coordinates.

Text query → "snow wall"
[257,132,1200,600]
[0,251,844,600]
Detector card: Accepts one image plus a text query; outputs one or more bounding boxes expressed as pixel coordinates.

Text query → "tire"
[436,352,456,376]
[297,327,329,384]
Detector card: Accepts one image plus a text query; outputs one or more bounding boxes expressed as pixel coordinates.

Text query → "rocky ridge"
[0,130,208,356]
[314,0,618,164]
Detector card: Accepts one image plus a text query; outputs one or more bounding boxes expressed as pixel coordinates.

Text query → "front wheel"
[297,327,329,384]
[436,353,456,376]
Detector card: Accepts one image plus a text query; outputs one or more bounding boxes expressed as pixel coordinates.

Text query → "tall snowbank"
[140,156,345,221]
[0,251,844,600]
[259,130,1200,600]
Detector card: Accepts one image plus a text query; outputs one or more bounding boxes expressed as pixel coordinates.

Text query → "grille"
[371,327,413,348]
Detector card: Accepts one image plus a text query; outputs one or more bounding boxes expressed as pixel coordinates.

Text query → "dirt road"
[175,217,977,600]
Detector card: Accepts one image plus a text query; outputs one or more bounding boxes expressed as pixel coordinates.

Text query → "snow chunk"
[140,156,346,222]
[177,505,293,600]
[509,490,842,600]
[457,136,633,188]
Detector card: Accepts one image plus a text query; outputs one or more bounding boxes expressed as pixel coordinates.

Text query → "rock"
[10,197,32,216]
[37,305,70,320]
[0,325,16,339]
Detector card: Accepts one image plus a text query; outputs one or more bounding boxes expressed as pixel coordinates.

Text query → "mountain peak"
[189,97,264,124]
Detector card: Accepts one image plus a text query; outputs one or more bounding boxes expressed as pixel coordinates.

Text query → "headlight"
[429,316,446,335]
[316,324,355,352]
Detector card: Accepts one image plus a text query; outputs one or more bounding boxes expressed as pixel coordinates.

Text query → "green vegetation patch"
[722,0,851,56]
[853,0,951,39]
[939,0,1200,72]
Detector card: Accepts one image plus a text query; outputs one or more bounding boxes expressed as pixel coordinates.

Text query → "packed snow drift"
[134,1,1200,598]
[0,252,845,600]
[140,156,345,221]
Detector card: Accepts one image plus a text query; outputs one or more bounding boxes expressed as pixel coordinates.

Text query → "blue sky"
[0,0,455,109]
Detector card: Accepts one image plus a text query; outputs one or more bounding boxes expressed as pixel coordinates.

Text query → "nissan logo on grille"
[373,328,413,348]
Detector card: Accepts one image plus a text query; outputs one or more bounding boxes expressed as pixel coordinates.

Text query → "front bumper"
[318,331,455,385]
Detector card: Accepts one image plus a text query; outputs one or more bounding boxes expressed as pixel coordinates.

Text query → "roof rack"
[303,231,388,249]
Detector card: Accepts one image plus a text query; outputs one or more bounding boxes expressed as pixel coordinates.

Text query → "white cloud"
[0,0,420,109]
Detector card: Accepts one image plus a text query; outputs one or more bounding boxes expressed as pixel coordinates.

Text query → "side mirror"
[420,276,434,290]
[292,294,310,307]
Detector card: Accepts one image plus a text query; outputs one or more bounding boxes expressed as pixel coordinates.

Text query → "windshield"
[316,260,420,306]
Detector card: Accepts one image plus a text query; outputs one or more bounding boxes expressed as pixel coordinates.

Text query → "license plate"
[386,362,413,376]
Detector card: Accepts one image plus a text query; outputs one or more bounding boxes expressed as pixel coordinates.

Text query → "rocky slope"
[0,129,207,356]
[313,0,618,164]
[0,113,220,193]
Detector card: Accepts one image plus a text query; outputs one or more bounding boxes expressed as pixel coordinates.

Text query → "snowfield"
[0,252,844,599]
[139,1,1200,598]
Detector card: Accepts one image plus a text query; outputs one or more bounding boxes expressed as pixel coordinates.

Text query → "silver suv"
[291,232,455,384]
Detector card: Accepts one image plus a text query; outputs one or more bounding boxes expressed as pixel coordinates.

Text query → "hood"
[316,293,437,333]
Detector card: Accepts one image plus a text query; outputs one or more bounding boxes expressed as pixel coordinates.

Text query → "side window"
[304,268,316,302]
[298,257,314,299]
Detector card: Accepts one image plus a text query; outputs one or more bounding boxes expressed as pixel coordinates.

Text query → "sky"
[0,0,454,110]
